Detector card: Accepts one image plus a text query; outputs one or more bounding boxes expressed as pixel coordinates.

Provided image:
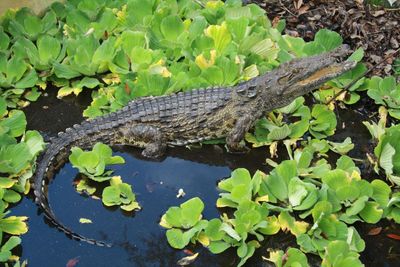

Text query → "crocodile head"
[269,44,357,101]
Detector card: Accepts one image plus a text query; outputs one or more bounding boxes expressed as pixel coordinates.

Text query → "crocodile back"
[122,86,233,122]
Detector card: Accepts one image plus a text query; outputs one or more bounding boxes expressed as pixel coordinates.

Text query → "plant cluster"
[245,97,338,150]
[160,139,398,266]
[362,107,400,190]
[0,97,45,263]
[0,0,366,118]
[69,142,140,212]
[363,76,400,120]
[0,0,273,114]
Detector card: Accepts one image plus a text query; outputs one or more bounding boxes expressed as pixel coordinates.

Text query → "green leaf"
[181,197,204,228]
[126,0,153,26]
[278,211,308,237]
[359,201,383,223]
[121,201,140,211]
[6,56,27,84]
[380,76,396,91]
[205,22,232,53]
[78,152,100,172]
[328,138,354,155]
[348,48,364,62]
[202,66,224,85]
[220,222,241,241]
[24,87,41,101]
[284,248,310,267]
[237,241,259,267]
[57,86,83,98]
[311,201,333,221]
[0,97,6,117]
[119,31,147,54]
[24,15,42,38]
[303,42,325,56]
[296,234,316,253]
[74,77,101,89]
[258,215,281,235]
[0,216,28,235]
[267,124,291,140]
[218,168,252,192]
[266,250,285,267]
[102,185,121,206]
[92,37,117,71]
[0,110,26,138]
[15,68,38,89]
[322,169,349,191]
[0,31,10,51]
[226,17,249,41]
[371,179,391,207]
[0,143,30,174]
[336,155,359,173]
[379,144,395,175]
[54,63,81,79]
[37,34,61,65]
[23,130,45,157]
[166,228,190,249]
[164,207,183,228]
[0,251,11,262]
[310,104,337,138]
[164,197,204,229]
[1,236,21,251]
[250,38,278,59]
[336,184,360,202]
[208,241,231,254]
[321,240,363,267]
[346,196,368,216]
[3,190,22,203]
[264,172,288,202]
[288,177,308,207]
[314,29,343,52]
[160,15,185,42]
[204,219,224,241]
[0,178,15,189]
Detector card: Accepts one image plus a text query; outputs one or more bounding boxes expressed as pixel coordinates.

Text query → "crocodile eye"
[236,85,257,98]
[247,86,257,98]
[293,68,300,74]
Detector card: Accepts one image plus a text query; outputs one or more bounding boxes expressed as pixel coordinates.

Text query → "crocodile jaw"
[278,45,357,98]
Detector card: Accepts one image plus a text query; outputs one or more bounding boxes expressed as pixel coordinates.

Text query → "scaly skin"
[33,45,356,246]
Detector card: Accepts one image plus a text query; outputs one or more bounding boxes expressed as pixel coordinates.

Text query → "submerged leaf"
[79,218,93,224]
[176,253,199,266]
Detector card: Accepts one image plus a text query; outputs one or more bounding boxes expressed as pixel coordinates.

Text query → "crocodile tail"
[33,122,114,247]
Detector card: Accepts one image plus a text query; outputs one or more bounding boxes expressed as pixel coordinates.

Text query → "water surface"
[15,91,400,266]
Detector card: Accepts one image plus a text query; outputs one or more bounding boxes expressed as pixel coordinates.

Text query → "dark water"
[12,90,399,266]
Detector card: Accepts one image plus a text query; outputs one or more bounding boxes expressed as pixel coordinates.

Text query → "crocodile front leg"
[120,124,166,158]
[226,114,253,153]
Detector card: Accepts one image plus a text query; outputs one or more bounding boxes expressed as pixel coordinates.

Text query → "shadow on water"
[12,90,399,266]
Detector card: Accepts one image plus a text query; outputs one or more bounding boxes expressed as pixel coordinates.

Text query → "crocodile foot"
[225,141,250,154]
[120,124,167,159]
[142,143,166,158]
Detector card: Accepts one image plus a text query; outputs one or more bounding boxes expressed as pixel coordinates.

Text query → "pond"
[9,90,399,266]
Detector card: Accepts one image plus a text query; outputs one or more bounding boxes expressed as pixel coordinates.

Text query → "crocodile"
[33,45,357,246]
